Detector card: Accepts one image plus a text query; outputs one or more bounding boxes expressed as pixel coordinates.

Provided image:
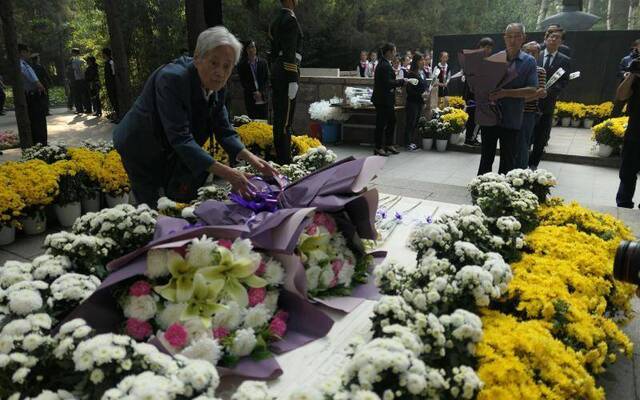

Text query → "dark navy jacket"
[113,57,244,201]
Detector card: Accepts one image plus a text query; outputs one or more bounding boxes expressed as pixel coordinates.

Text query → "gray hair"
[506,23,526,35]
[524,41,540,51]
[194,26,243,64]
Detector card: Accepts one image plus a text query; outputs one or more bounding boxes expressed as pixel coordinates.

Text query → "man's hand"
[237,149,279,177]
[36,82,45,93]
[211,163,256,198]
[488,89,505,101]
[536,88,547,99]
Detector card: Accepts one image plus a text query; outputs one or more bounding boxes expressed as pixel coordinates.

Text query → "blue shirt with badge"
[20,60,40,92]
[497,50,538,130]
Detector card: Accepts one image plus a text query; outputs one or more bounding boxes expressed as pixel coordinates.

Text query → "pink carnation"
[213,327,230,339]
[331,259,344,275]
[274,310,289,321]
[128,280,153,297]
[218,239,233,249]
[305,223,318,235]
[248,287,267,307]
[164,323,189,349]
[255,261,267,276]
[269,317,288,338]
[125,318,152,341]
[313,213,336,234]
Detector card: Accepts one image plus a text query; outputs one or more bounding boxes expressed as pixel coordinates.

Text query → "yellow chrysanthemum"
[0,159,59,210]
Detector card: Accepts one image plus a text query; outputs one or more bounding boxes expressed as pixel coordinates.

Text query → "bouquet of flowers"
[117,236,288,367]
[157,197,190,218]
[308,98,349,123]
[292,145,337,173]
[21,143,69,164]
[296,212,370,297]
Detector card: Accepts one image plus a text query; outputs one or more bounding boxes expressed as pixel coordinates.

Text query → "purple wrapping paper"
[62,217,334,380]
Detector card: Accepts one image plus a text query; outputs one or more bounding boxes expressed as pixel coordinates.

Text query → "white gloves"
[288,82,299,99]
[406,78,419,86]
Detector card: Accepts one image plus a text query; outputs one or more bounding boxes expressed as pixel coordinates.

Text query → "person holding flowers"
[113,27,277,207]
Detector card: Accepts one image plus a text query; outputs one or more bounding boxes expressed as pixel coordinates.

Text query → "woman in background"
[433,51,451,107]
[404,52,429,151]
[236,39,269,119]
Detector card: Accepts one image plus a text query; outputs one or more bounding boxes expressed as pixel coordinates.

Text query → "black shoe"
[374,148,389,157]
[385,146,400,155]
[465,139,481,147]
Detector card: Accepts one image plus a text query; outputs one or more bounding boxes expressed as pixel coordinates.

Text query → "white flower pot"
[560,117,571,127]
[0,225,16,245]
[21,212,46,235]
[597,144,614,157]
[54,202,82,228]
[436,139,448,152]
[81,192,101,213]
[450,132,463,145]
[583,118,594,129]
[570,118,582,127]
[422,138,434,150]
[106,193,129,208]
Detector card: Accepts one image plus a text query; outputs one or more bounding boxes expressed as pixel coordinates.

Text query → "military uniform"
[269,7,303,165]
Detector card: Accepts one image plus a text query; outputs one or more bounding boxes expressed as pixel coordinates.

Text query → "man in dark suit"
[372,42,408,156]
[113,27,276,207]
[540,24,572,58]
[269,0,303,165]
[237,40,269,119]
[30,54,52,115]
[529,30,571,169]
[102,48,120,122]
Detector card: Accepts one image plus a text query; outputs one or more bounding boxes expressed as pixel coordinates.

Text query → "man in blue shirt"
[478,23,538,175]
[113,27,277,207]
[19,44,48,145]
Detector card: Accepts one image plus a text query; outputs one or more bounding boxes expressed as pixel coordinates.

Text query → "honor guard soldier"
[269,0,303,165]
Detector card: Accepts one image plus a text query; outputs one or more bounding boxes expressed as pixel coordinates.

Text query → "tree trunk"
[629,0,638,29]
[103,0,133,115]
[185,0,207,54]
[536,0,550,30]
[607,0,614,29]
[203,0,223,27]
[0,0,32,148]
[587,0,596,13]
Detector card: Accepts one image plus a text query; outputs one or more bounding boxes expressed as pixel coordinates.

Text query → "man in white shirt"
[70,48,92,114]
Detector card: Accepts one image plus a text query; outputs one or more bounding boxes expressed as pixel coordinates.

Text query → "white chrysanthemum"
[305,266,322,292]
[337,264,355,286]
[176,357,220,391]
[263,260,284,286]
[26,313,52,330]
[212,301,243,330]
[8,288,43,315]
[243,304,271,329]
[2,318,33,336]
[146,249,171,279]
[28,389,77,400]
[231,239,261,270]
[231,328,257,357]
[12,366,30,384]
[319,266,334,289]
[22,333,47,352]
[263,291,279,313]
[157,303,187,330]
[231,381,274,400]
[57,319,88,336]
[0,336,14,354]
[182,318,210,340]
[180,337,222,366]
[123,294,157,321]
[288,387,324,400]
[187,236,218,268]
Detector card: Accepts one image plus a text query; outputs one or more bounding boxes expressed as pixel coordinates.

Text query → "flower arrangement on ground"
[0,130,19,150]
[418,107,469,140]
[119,236,287,367]
[448,96,466,109]
[0,160,59,220]
[0,175,24,229]
[51,160,85,206]
[99,150,130,196]
[591,116,627,149]
[308,97,349,123]
[68,147,106,200]
[297,212,371,297]
[21,143,69,164]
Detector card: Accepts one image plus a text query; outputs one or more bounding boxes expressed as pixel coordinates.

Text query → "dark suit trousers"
[477,125,517,175]
[404,101,422,145]
[72,79,91,113]
[244,91,267,120]
[0,88,5,112]
[529,113,554,167]
[26,92,48,145]
[272,80,295,165]
[616,137,640,207]
[105,82,119,117]
[374,104,396,149]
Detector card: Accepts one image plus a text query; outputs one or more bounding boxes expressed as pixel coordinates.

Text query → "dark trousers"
[26,92,48,145]
[404,101,422,145]
[244,92,268,120]
[612,99,626,118]
[465,106,477,142]
[272,81,295,165]
[89,84,102,115]
[105,82,119,119]
[374,104,396,149]
[616,137,640,207]
[72,79,91,113]
[0,88,5,112]
[477,125,517,175]
[529,112,554,168]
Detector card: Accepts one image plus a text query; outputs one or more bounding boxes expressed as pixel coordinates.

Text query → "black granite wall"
[433,30,640,104]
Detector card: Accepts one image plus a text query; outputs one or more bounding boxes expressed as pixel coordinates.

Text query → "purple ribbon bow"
[229,176,281,214]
